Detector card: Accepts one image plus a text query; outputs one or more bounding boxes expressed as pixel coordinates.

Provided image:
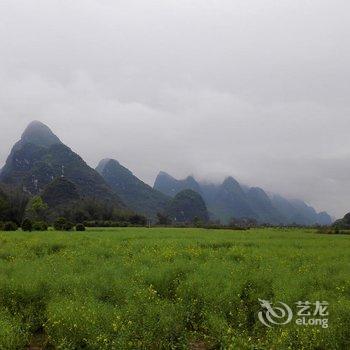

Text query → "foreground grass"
[0,228,348,349]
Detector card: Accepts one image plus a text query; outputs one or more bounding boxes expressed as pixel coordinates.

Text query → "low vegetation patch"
[0,227,348,349]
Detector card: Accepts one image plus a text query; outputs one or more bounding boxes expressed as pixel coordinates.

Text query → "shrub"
[317,227,335,235]
[129,214,147,226]
[54,218,74,231]
[21,219,33,232]
[63,221,74,231]
[83,221,93,227]
[3,221,18,231]
[54,217,67,231]
[83,220,130,227]
[32,221,48,231]
[75,223,85,232]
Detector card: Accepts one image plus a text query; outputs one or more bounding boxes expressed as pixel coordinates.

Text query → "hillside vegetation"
[166,189,209,224]
[96,159,170,219]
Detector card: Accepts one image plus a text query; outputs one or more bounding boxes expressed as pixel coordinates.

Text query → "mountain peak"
[158,171,174,179]
[96,158,132,177]
[249,187,267,196]
[185,175,196,182]
[96,158,115,171]
[222,176,240,187]
[21,121,61,147]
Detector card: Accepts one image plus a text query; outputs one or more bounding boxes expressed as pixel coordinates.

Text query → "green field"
[0,228,348,349]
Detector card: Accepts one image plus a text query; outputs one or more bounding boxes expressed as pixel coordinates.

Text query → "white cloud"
[0,0,349,217]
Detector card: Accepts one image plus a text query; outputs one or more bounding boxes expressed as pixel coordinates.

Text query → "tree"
[74,211,88,223]
[26,196,48,221]
[32,221,48,231]
[22,219,33,232]
[193,216,203,227]
[0,192,10,222]
[156,212,172,226]
[129,214,147,226]
[0,188,29,225]
[54,217,73,231]
[3,221,18,231]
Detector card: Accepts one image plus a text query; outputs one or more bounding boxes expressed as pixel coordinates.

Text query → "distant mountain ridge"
[247,187,286,224]
[154,172,202,197]
[207,176,257,223]
[0,121,333,226]
[154,171,332,225]
[96,158,170,219]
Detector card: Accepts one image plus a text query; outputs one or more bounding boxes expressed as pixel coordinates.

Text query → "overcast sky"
[0,0,349,217]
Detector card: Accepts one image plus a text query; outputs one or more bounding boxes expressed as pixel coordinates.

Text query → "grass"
[0,227,348,349]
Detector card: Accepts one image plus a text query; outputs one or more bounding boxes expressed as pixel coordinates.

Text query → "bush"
[317,227,337,235]
[129,214,147,226]
[63,221,74,231]
[21,219,33,232]
[75,223,85,232]
[83,220,130,227]
[54,217,67,231]
[3,221,18,231]
[32,221,48,231]
[54,218,73,231]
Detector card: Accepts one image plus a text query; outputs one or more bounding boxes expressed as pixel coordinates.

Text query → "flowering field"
[0,228,348,349]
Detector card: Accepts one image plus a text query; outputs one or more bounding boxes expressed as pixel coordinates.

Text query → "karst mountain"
[0,121,333,226]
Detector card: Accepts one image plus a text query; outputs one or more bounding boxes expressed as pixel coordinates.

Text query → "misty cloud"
[1,0,350,217]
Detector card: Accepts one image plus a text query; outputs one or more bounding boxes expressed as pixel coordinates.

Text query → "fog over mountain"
[154,171,331,225]
[1,1,350,217]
